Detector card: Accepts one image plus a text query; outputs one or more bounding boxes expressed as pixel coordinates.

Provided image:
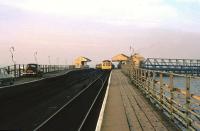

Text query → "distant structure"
[112,54,129,68]
[131,53,145,67]
[74,56,91,68]
[141,58,200,75]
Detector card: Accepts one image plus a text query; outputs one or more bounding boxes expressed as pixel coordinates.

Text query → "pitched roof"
[74,56,91,62]
[112,54,129,62]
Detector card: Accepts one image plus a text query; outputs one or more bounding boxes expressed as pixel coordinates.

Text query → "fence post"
[136,68,139,86]
[144,70,148,93]
[7,66,10,74]
[141,69,144,89]
[152,71,156,97]
[147,71,151,97]
[134,68,137,85]
[23,64,25,73]
[46,65,47,73]
[160,72,164,110]
[18,64,21,77]
[42,65,44,73]
[48,65,50,72]
[14,64,17,78]
[141,69,144,88]
[169,72,174,120]
[129,66,131,80]
[141,69,145,90]
[138,69,141,88]
[130,67,133,82]
[186,75,191,130]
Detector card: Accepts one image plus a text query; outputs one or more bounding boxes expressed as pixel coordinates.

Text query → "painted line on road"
[95,71,112,131]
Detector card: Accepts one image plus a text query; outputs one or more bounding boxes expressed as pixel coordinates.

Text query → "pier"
[100,70,177,131]
[0,56,200,130]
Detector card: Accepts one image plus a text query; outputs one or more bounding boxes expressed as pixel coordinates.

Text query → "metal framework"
[141,58,200,75]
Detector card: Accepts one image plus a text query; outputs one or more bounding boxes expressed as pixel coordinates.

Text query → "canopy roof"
[74,56,91,62]
[132,53,145,59]
[112,54,129,62]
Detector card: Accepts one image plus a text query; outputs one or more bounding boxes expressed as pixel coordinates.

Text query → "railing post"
[141,69,144,89]
[138,69,141,88]
[136,68,139,86]
[128,66,131,78]
[23,64,25,73]
[169,72,174,120]
[186,75,191,130]
[46,65,48,73]
[130,66,133,81]
[48,65,50,72]
[18,64,21,77]
[42,65,44,73]
[133,67,135,83]
[146,70,151,97]
[14,64,17,78]
[142,69,145,90]
[144,70,147,92]
[7,66,10,74]
[160,72,164,110]
[152,71,156,97]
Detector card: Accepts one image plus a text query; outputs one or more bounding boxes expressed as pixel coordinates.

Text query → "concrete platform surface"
[101,70,177,131]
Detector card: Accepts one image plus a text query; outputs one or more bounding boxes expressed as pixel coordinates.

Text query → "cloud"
[175,0,200,3]
[0,0,178,25]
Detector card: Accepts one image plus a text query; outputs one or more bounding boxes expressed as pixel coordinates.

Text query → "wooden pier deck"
[101,70,178,131]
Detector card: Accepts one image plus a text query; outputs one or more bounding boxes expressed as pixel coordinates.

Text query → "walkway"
[101,70,177,131]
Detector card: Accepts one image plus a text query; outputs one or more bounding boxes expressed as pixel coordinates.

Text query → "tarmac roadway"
[0,69,103,130]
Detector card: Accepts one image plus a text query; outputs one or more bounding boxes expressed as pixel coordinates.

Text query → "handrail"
[4,64,70,78]
[122,64,200,130]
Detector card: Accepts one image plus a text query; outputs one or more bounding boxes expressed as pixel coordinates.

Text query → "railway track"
[0,69,109,131]
[34,70,110,131]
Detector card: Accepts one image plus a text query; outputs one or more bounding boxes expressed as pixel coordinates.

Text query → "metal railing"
[142,58,200,75]
[5,64,75,78]
[122,64,200,130]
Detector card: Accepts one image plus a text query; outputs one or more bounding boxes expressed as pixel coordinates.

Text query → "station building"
[74,56,91,68]
[112,54,129,68]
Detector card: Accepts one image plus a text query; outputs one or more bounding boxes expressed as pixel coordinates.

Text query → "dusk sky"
[0,0,200,66]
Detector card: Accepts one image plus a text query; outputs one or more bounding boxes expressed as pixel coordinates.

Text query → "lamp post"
[34,51,38,64]
[130,44,134,56]
[10,46,16,65]
[10,46,16,77]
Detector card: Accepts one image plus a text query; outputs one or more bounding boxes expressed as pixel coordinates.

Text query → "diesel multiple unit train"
[96,60,113,70]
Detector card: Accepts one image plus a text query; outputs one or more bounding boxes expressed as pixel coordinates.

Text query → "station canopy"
[112,54,129,62]
[74,56,91,62]
[132,53,145,61]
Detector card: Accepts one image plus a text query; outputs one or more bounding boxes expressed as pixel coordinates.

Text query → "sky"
[0,0,200,66]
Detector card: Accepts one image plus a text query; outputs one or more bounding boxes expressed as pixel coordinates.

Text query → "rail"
[34,71,110,131]
[122,64,200,130]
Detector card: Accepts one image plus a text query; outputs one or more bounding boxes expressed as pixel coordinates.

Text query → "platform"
[100,70,177,131]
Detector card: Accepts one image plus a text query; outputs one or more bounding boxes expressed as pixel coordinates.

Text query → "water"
[153,76,200,130]
[162,76,200,95]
